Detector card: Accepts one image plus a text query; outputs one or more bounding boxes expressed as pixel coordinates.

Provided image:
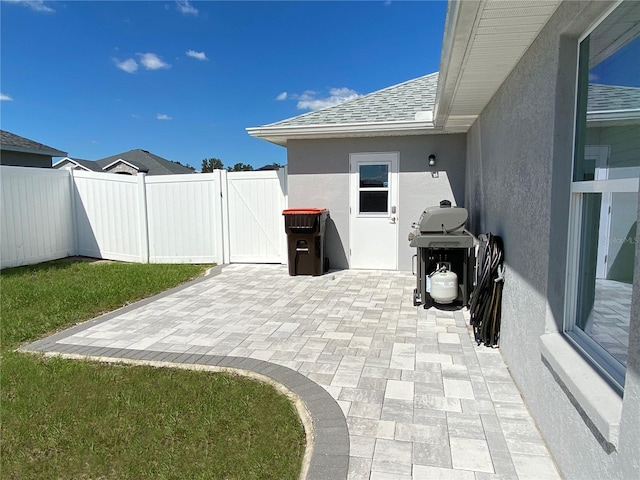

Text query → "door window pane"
[360,165,389,188]
[360,191,388,213]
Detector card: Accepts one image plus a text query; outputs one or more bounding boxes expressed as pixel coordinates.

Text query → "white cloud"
[157,113,172,121]
[186,50,207,61]
[294,87,360,111]
[1,93,14,101]
[138,53,170,70]
[175,0,198,16]
[276,92,288,101]
[114,58,138,73]
[3,0,54,13]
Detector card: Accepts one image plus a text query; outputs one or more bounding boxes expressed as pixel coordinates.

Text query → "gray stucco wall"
[287,134,466,271]
[0,150,52,168]
[466,1,639,478]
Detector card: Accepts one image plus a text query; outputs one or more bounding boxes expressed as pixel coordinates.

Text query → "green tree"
[201,158,223,172]
[229,163,254,172]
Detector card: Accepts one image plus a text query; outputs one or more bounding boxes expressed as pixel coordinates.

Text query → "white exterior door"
[349,152,399,270]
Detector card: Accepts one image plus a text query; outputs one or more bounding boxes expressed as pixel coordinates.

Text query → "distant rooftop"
[0,130,67,157]
[96,149,194,175]
[55,149,194,176]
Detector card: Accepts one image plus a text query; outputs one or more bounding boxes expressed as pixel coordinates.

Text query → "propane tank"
[429,263,458,304]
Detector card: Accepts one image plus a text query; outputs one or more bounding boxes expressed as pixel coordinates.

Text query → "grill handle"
[412,254,417,276]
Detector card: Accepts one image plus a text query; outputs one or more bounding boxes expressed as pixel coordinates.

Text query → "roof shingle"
[588,83,640,112]
[0,130,67,157]
[96,149,194,175]
[265,72,439,128]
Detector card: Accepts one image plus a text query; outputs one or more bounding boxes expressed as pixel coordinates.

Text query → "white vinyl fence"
[1,166,288,269]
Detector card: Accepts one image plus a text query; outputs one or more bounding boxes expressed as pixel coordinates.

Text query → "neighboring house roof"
[96,149,194,175]
[53,157,103,171]
[587,83,640,123]
[247,73,439,146]
[0,129,67,157]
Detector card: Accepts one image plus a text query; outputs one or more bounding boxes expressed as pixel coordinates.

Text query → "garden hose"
[469,233,504,347]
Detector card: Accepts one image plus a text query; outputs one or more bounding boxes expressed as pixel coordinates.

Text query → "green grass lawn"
[1,259,305,480]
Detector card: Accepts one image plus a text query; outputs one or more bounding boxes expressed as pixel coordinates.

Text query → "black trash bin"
[283,208,329,276]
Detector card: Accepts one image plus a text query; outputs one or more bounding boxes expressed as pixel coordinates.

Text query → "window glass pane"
[573,2,640,182]
[360,191,388,213]
[360,165,389,188]
[570,2,639,379]
[575,192,636,367]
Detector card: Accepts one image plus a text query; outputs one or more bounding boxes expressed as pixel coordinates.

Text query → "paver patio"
[23,263,561,480]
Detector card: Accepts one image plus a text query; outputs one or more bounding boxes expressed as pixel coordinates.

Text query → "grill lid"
[417,203,468,233]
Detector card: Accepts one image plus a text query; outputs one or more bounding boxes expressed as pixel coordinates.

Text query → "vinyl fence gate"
[0,165,288,269]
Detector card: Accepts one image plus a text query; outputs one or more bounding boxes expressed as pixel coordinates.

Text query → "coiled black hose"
[469,233,504,347]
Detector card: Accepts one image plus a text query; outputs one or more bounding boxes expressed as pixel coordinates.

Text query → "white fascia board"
[2,144,68,157]
[433,0,483,128]
[53,157,74,167]
[246,120,437,145]
[52,157,92,171]
[102,158,140,171]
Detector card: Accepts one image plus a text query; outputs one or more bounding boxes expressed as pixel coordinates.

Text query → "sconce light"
[428,154,436,167]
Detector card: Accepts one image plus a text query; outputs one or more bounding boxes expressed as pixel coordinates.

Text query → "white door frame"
[586,145,611,279]
[349,152,399,270]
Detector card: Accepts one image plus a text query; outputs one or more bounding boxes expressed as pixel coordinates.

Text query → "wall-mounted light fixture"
[428,154,436,167]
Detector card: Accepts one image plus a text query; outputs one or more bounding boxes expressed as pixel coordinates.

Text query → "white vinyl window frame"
[563,0,638,392]
[356,161,392,218]
[565,180,638,389]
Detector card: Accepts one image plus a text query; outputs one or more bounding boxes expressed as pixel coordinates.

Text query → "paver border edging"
[19,264,349,480]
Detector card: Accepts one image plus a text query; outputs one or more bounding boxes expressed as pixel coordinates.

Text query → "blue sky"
[1,0,447,170]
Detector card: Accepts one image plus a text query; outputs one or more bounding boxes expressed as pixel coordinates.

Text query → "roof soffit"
[435,0,562,132]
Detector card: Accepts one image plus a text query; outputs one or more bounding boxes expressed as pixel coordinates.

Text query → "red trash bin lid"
[282,208,328,215]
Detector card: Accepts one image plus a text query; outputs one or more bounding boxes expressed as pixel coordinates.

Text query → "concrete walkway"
[23,264,561,480]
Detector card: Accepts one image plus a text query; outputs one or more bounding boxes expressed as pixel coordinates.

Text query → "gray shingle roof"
[265,72,439,128]
[72,158,103,171]
[97,149,194,175]
[588,83,640,112]
[0,130,67,156]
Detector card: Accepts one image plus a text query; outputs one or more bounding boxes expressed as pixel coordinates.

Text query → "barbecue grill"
[409,201,475,308]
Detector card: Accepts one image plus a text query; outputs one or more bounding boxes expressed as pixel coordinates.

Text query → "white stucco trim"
[246,120,438,146]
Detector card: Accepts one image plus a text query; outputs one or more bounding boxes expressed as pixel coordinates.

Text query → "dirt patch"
[58,256,115,265]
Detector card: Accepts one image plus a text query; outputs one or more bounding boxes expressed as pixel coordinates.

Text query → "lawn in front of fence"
[0,259,306,480]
